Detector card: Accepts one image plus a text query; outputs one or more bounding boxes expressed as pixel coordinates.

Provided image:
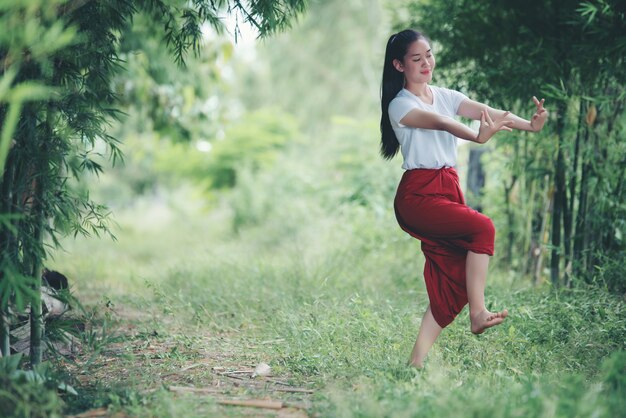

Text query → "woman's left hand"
[530,96,548,132]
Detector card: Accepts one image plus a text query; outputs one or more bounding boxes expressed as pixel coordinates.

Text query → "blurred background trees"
[1,0,625,372]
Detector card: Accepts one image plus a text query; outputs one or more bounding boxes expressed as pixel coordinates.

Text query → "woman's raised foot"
[470,309,508,334]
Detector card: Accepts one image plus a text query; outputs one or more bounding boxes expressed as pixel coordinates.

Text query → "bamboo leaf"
[0,353,23,374]
[0,102,22,178]
[0,68,17,101]
[30,22,79,58]
[9,82,57,103]
[58,382,78,395]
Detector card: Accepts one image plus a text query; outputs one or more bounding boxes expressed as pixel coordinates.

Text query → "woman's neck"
[405,82,431,99]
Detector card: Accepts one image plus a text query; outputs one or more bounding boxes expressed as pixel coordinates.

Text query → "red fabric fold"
[394,167,495,328]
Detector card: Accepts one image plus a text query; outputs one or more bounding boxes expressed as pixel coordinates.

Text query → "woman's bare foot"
[470,309,508,334]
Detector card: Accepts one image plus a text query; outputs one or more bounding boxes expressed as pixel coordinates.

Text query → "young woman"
[381,29,548,368]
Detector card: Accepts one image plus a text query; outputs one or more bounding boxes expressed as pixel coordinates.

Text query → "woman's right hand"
[529,96,548,132]
[475,110,513,144]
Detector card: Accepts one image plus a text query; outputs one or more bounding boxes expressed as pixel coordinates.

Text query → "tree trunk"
[467,146,487,212]
[503,175,517,267]
[550,102,567,286]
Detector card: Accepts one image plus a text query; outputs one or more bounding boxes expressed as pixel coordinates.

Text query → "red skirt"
[394,167,495,328]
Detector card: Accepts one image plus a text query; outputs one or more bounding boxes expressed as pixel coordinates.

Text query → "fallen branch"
[217,399,284,410]
[220,369,253,375]
[67,407,109,418]
[266,378,290,386]
[274,387,314,394]
[162,362,207,377]
[224,373,247,380]
[168,385,221,394]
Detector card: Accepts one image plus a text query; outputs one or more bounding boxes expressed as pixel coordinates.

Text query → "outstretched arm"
[457,96,548,132]
[399,107,513,144]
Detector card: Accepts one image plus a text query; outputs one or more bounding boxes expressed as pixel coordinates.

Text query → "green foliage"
[601,350,626,407]
[0,268,37,312]
[0,354,68,418]
[140,0,307,66]
[113,11,239,144]
[103,107,301,199]
[245,0,387,130]
[0,75,57,176]
[208,107,301,189]
[591,251,626,294]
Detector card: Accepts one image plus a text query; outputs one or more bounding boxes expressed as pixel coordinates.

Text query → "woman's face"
[393,38,436,85]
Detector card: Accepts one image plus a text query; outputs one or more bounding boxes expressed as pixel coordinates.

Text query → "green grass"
[33,131,625,417]
[42,182,625,417]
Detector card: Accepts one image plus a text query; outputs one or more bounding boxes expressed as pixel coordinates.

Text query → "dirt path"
[61,298,314,417]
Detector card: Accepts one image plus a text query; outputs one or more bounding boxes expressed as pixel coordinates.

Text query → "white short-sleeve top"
[388,86,468,170]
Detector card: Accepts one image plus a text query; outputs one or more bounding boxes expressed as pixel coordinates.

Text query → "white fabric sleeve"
[388,97,416,127]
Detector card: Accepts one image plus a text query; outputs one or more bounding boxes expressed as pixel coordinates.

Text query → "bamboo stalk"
[29,295,43,364]
[0,310,9,356]
[550,102,567,286]
[28,104,46,366]
[535,176,552,284]
[0,152,17,355]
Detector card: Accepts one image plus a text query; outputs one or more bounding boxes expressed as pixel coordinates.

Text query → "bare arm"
[457,96,548,132]
[399,107,512,144]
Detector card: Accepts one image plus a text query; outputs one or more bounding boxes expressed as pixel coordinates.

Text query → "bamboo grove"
[398,0,626,289]
[0,0,306,364]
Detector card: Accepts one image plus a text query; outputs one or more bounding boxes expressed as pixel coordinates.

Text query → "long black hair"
[380,29,427,159]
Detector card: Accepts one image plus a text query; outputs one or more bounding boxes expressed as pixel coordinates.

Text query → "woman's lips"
[421,70,431,74]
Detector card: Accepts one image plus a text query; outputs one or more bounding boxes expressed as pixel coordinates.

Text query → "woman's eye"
[413,59,421,62]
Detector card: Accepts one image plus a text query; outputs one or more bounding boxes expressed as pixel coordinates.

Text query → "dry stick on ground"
[266,378,291,385]
[218,399,284,410]
[168,385,223,394]
[220,369,254,375]
[217,399,310,410]
[67,407,109,418]
[161,362,207,377]
[224,373,247,380]
[274,387,314,394]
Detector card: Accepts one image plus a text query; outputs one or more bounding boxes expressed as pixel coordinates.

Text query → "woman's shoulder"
[389,89,413,107]
[431,86,469,108]
[388,90,418,124]
[431,85,462,96]
[392,88,411,100]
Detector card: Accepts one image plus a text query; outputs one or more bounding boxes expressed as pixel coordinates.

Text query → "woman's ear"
[392,59,404,72]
